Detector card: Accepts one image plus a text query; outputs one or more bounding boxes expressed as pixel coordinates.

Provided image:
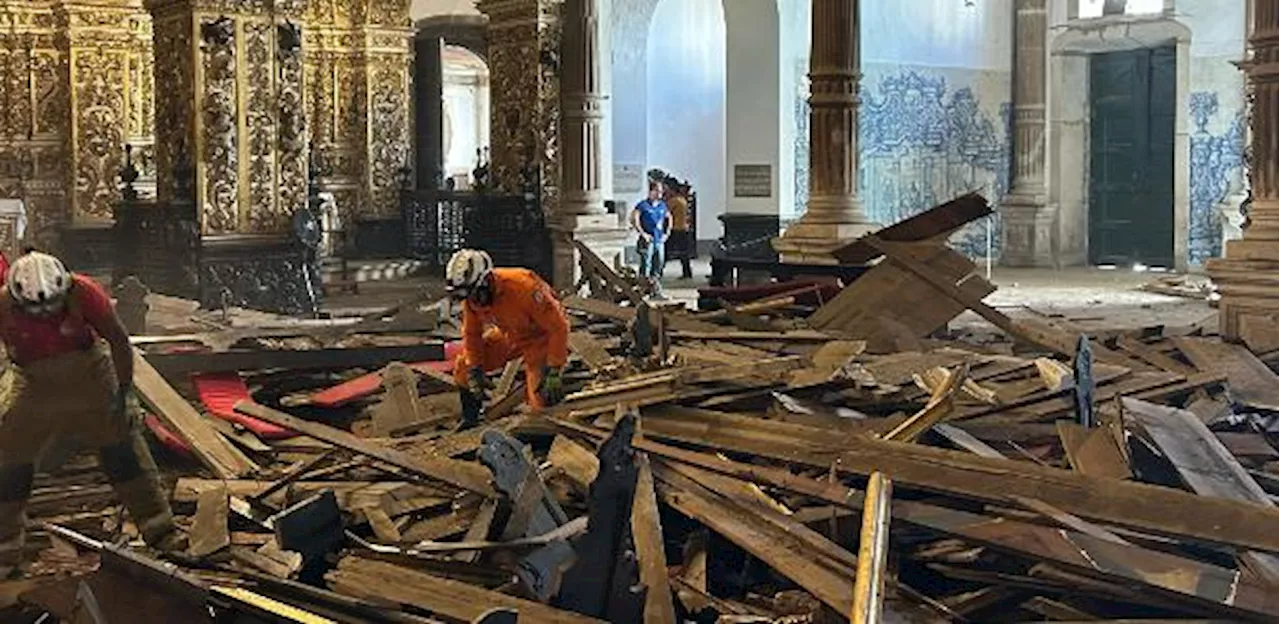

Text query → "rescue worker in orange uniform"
[0,251,185,574]
[446,249,569,428]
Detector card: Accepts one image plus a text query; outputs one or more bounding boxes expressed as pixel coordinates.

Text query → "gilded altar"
[0,0,155,251]
[304,0,413,226]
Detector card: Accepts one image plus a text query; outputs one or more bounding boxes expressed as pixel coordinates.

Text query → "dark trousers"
[666,230,694,278]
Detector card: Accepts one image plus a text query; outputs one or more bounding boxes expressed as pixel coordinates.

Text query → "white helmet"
[445,249,493,298]
[7,251,72,314]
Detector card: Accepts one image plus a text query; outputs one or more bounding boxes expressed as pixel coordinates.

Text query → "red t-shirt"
[0,274,115,364]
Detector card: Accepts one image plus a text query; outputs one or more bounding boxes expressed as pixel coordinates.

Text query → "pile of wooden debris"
[2,195,1276,624]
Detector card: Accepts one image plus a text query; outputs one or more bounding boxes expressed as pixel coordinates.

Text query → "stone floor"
[144,256,1217,336]
[656,258,1215,332]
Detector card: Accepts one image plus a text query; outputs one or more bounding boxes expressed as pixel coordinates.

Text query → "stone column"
[553,0,626,288]
[773,0,875,264]
[1000,0,1056,267]
[148,0,309,235]
[1207,0,1278,350]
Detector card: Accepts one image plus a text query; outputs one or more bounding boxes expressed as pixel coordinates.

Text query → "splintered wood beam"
[1173,337,1279,411]
[851,472,892,624]
[611,406,1279,551]
[327,557,603,624]
[880,362,968,442]
[861,236,1140,368]
[631,455,676,624]
[652,464,855,615]
[234,401,493,496]
[1123,397,1279,585]
[585,429,1278,621]
[134,350,259,479]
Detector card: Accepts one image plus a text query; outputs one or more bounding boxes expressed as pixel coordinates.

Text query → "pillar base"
[999,193,1057,267]
[549,213,629,290]
[773,220,879,265]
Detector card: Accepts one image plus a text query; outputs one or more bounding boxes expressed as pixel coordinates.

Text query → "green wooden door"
[1089,46,1176,267]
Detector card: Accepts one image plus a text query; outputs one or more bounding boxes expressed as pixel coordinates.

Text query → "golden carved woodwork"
[148,0,309,235]
[478,0,561,210]
[0,0,154,244]
[303,0,412,221]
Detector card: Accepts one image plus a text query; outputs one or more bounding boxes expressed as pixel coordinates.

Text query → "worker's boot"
[99,434,186,552]
[0,463,34,577]
[458,389,484,430]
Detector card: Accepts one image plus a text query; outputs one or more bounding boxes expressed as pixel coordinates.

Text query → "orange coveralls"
[452,268,569,408]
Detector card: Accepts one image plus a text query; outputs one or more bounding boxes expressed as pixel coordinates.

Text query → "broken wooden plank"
[1123,397,1279,584]
[234,400,493,496]
[1057,421,1132,480]
[327,557,602,623]
[621,406,1280,551]
[569,332,614,373]
[188,487,231,558]
[652,464,854,615]
[862,237,1140,368]
[143,342,446,376]
[547,435,600,492]
[851,472,892,623]
[631,454,675,624]
[880,362,968,443]
[134,350,258,479]
[601,429,1279,621]
[832,192,994,265]
[371,362,423,436]
[1006,495,1131,545]
[1174,337,1279,411]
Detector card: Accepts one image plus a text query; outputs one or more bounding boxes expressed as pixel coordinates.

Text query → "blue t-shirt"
[635,199,668,242]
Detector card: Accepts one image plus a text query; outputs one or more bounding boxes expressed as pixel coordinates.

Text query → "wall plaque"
[734,164,772,198]
[613,164,643,195]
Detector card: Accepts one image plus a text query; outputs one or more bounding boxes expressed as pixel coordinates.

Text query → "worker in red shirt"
[446,249,569,428]
[0,251,184,573]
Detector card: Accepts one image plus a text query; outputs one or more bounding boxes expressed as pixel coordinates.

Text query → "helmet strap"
[469,273,494,307]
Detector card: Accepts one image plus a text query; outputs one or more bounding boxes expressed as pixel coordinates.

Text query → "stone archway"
[1049,15,1193,270]
[413,13,489,189]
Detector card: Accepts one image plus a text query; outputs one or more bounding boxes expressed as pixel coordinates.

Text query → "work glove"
[539,367,565,406]
[466,366,492,397]
[111,382,133,420]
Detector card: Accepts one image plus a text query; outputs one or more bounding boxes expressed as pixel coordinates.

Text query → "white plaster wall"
[724,0,781,220]
[644,0,727,239]
[863,0,1012,69]
[610,0,661,199]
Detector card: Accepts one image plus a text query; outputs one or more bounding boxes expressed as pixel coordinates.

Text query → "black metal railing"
[401,189,552,282]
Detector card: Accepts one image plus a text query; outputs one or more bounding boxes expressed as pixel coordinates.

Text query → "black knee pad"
[0,464,34,503]
[99,439,144,484]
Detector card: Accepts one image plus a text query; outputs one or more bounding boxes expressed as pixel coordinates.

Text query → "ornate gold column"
[773,0,876,264]
[147,0,308,235]
[1000,0,1056,267]
[477,0,561,198]
[1207,0,1278,350]
[61,0,151,225]
[304,0,412,225]
[0,0,153,249]
[0,0,66,249]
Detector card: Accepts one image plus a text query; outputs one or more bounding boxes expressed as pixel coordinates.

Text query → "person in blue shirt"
[631,182,672,295]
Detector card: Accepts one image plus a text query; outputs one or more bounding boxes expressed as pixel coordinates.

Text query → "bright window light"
[1078,0,1164,19]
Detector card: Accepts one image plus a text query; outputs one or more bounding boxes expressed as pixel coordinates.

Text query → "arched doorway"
[413,13,487,190]
[440,45,490,189]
